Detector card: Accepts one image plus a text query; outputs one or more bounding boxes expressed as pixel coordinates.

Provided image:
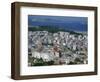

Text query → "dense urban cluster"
[28,30,88,66]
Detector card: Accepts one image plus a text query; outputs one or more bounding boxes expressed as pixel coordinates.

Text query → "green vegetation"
[29,26,65,33]
[28,57,54,66]
[68,58,83,65]
[69,31,82,35]
[29,26,82,35]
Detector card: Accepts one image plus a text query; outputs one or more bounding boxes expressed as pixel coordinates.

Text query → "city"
[28,29,88,66]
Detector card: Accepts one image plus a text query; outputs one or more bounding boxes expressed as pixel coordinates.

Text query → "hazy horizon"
[28,15,88,32]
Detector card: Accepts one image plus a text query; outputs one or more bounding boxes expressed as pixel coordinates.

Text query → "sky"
[28,15,88,32]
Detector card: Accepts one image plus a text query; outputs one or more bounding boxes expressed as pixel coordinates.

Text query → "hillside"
[28,26,83,35]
